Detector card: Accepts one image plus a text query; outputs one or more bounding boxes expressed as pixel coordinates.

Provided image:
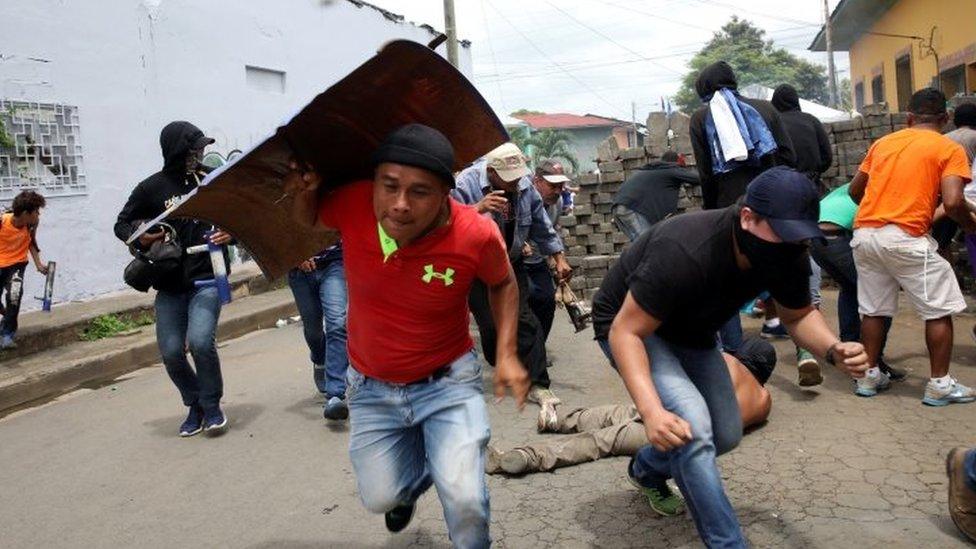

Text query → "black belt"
[820,227,852,237]
[404,365,452,385]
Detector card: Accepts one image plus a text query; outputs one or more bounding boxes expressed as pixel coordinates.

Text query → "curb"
[0,265,282,365]
[0,289,297,415]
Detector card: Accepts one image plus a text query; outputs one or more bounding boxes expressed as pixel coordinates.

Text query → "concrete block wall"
[820,112,909,190]
[563,137,702,302]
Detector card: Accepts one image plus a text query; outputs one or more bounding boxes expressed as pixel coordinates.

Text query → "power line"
[477,0,507,113]
[484,1,624,115]
[693,0,821,27]
[542,0,683,76]
[476,47,704,83]
[595,0,719,33]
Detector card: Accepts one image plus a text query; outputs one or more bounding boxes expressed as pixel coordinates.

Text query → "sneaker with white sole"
[203,407,228,434]
[627,457,684,516]
[527,386,561,406]
[537,401,559,433]
[923,378,976,406]
[796,348,823,387]
[854,368,891,397]
[179,405,204,437]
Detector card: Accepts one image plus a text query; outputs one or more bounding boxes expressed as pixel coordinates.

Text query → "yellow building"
[810,0,976,112]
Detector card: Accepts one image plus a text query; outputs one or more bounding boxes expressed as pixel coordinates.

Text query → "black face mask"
[734,221,808,272]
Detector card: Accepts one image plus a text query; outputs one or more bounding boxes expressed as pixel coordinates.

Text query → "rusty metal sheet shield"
[170,40,508,279]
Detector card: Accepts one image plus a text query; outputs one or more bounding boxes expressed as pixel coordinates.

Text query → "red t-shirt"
[319,181,510,383]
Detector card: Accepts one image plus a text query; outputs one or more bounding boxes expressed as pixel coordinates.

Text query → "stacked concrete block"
[645,111,695,163]
[820,113,908,190]
[561,135,703,301]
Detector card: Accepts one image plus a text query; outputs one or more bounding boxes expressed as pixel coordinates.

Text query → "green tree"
[523,129,579,173]
[673,17,829,113]
[837,78,853,111]
[509,125,531,156]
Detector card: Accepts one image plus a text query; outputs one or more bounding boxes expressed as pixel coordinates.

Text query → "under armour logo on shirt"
[422,264,455,286]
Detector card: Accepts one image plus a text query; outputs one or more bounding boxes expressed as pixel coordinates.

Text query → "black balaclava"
[771,84,801,113]
[159,121,211,174]
[734,217,808,275]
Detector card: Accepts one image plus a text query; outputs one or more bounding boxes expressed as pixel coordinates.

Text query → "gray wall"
[1,0,472,310]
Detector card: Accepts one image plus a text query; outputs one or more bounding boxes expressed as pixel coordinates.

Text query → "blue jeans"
[287,259,349,397]
[154,286,223,411]
[346,350,491,548]
[612,205,653,242]
[629,334,746,548]
[718,314,742,354]
[525,260,556,342]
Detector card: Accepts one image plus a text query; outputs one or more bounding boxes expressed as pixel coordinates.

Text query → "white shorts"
[851,225,966,320]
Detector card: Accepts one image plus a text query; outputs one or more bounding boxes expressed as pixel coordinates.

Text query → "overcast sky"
[368,0,848,121]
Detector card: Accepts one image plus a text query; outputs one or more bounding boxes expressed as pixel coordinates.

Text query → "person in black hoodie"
[771,84,832,189]
[689,62,797,354]
[611,150,700,241]
[114,121,233,437]
[689,61,796,210]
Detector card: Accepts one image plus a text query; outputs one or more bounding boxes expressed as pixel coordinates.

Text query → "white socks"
[763,317,781,329]
[930,374,953,388]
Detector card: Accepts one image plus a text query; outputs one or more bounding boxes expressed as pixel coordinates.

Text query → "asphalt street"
[1,290,973,548]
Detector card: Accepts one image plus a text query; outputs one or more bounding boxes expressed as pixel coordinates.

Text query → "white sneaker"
[527,386,561,406]
[922,378,976,406]
[854,368,890,397]
[537,401,559,433]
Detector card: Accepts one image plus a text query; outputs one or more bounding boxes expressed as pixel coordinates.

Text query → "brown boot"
[947,447,976,542]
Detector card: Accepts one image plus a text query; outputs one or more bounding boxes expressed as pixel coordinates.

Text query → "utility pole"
[823,0,839,108]
[631,101,639,148]
[443,0,459,68]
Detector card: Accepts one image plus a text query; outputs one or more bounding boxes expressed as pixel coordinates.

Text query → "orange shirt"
[0,213,32,268]
[854,128,972,237]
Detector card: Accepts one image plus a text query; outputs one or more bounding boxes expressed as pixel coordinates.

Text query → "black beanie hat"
[370,124,456,187]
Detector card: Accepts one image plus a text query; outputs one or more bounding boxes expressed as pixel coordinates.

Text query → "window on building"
[0,101,86,200]
[940,65,967,98]
[855,81,865,111]
[895,55,913,112]
[871,74,885,106]
[245,66,286,94]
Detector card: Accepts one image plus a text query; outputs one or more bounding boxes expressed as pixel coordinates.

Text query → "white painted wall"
[0,0,472,310]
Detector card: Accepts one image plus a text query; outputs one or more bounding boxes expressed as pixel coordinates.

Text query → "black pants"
[0,262,27,336]
[525,260,556,342]
[469,261,550,388]
[809,232,891,351]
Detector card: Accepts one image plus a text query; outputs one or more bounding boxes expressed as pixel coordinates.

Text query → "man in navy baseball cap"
[589,164,867,546]
[743,166,823,243]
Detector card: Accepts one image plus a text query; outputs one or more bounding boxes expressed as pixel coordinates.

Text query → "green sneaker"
[627,466,684,516]
[796,348,823,387]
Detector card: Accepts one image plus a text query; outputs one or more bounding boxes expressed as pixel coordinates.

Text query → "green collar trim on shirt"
[377,222,398,262]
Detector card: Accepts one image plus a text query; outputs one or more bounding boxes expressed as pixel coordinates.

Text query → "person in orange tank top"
[0,190,48,349]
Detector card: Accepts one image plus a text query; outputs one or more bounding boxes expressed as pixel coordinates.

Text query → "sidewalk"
[0,263,297,415]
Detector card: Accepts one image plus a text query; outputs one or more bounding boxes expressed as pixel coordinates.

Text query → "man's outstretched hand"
[493,354,530,410]
[832,341,869,378]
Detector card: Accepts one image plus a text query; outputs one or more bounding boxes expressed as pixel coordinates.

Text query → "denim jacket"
[452,160,564,262]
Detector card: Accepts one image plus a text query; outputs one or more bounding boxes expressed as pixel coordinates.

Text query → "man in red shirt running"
[286,124,528,548]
